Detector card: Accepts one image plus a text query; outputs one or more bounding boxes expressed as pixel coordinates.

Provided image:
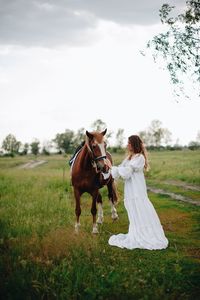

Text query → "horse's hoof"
[75,223,81,233]
[112,214,119,221]
[92,227,99,234]
[97,217,103,224]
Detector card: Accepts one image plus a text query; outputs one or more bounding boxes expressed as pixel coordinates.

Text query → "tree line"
[1,119,200,157]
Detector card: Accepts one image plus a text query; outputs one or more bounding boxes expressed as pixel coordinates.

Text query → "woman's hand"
[105,159,112,169]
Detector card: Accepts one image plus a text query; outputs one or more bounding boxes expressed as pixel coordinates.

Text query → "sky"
[0,0,199,148]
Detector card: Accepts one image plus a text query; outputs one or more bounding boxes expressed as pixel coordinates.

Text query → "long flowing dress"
[108,154,168,250]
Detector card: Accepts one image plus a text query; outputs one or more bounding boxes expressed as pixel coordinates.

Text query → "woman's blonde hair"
[128,135,149,171]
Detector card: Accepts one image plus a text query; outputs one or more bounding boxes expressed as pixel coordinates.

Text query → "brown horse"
[71,129,118,233]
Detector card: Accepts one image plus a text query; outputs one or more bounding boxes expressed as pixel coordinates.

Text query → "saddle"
[69,141,85,166]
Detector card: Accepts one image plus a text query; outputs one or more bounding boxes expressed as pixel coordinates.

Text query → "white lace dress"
[108,154,168,250]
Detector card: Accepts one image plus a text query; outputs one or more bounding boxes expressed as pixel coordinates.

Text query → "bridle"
[93,155,107,162]
[86,141,108,173]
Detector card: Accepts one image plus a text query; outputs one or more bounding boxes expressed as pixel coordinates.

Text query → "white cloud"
[0,2,199,147]
[0,0,185,47]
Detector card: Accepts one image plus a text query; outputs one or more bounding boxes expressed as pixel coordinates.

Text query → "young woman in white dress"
[108,135,168,250]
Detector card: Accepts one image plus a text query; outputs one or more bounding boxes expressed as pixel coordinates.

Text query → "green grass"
[141,150,200,204]
[0,152,200,299]
[146,150,200,185]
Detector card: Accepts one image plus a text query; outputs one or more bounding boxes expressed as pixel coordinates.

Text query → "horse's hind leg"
[107,179,119,220]
[96,193,104,224]
[74,188,81,233]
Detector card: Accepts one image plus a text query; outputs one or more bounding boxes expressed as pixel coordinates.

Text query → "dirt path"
[164,180,200,192]
[18,160,47,169]
[147,186,200,206]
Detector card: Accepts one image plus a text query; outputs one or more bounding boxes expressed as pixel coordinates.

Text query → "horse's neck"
[79,145,92,170]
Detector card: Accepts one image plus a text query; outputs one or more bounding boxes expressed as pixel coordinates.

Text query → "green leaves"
[146,0,200,100]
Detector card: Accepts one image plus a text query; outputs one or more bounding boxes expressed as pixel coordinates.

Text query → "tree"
[188,140,200,150]
[138,130,152,147]
[139,119,172,147]
[149,120,172,146]
[53,129,74,153]
[42,140,53,155]
[90,119,113,141]
[196,130,200,142]
[90,119,107,131]
[15,141,22,153]
[188,130,200,150]
[2,134,21,153]
[146,0,200,99]
[115,128,125,149]
[72,127,85,148]
[30,140,40,156]
[22,143,29,155]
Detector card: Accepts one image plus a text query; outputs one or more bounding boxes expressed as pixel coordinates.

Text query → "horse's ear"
[101,128,107,136]
[86,130,94,139]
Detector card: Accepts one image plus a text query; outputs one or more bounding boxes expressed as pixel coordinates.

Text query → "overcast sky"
[0,0,199,147]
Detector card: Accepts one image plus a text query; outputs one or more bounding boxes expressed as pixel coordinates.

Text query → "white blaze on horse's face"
[86,129,109,172]
[98,142,106,158]
[93,140,108,170]
[93,140,106,162]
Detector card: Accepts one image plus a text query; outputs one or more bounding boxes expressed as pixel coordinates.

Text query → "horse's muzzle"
[97,160,110,173]
[102,164,110,173]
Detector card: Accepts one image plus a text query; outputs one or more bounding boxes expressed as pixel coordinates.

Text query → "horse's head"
[86,129,110,173]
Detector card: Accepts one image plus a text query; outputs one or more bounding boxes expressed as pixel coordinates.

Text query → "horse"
[71,129,118,233]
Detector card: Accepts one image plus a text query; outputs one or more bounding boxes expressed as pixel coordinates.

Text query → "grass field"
[0,151,200,299]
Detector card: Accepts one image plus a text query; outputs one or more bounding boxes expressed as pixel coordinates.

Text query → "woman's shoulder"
[129,153,145,169]
[121,154,144,165]
[130,153,145,165]
[131,153,144,160]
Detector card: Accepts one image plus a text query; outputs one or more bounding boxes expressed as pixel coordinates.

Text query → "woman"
[108,135,168,250]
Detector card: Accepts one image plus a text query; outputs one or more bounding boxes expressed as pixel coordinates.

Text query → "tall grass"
[0,152,200,299]
[146,150,200,184]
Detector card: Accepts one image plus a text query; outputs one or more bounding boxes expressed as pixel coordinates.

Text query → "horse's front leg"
[74,188,81,233]
[96,193,104,224]
[107,179,119,220]
[91,191,99,234]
